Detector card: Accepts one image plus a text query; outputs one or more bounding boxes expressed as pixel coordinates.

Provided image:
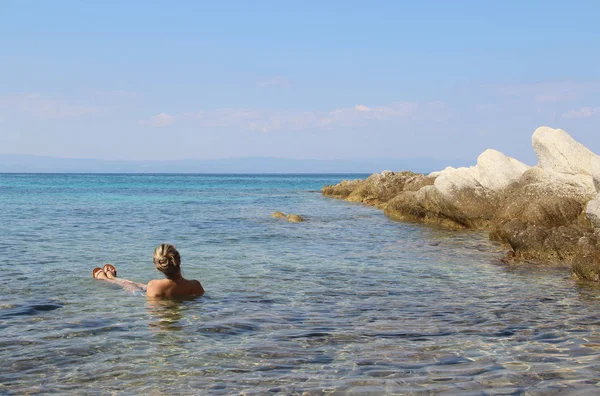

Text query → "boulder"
[271,211,287,219]
[533,126,600,180]
[286,214,304,222]
[434,149,529,194]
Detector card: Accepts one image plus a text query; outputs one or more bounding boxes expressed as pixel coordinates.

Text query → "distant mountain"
[0,154,470,174]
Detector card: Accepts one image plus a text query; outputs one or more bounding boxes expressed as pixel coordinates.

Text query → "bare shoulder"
[146,279,168,297]
[190,279,205,296]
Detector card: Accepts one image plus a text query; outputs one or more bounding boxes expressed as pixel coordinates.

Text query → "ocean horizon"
[2,173,600,394]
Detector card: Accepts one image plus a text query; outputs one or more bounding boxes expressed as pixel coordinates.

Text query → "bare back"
[146,277,204,298]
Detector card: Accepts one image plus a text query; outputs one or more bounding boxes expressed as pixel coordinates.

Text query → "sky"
[1,0,599,167]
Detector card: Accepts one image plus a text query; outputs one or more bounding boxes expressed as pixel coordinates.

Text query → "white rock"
[532,126,600,179]
[475,149,530,192]
[433,149,529,195]
[520,167,597,199]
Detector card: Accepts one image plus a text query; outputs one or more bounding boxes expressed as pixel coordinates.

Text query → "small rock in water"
[272,211,304,222]
[286,214,304,222]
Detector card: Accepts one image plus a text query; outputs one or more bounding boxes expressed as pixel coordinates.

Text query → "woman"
[93,244,205,298]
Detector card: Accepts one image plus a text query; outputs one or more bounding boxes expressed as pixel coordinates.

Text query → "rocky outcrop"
[322,171,435,208]
[322,126,600,281]
[321,179,365,200]
[385,149,529,229]
[489,168,595,262]
[489,128,600,263]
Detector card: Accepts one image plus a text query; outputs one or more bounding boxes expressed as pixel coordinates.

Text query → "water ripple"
[2,174,600,394]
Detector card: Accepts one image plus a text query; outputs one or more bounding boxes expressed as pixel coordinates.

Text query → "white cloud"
[320,102,421,128]
[0,93,105,119]
[140,112,174,127]
[562,106,600,119]
[256,76,292,89]
[141,101,447,132]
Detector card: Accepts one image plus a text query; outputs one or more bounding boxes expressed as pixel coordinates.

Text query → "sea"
[2,173,600,394]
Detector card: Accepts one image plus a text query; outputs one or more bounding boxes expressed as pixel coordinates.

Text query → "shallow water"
[2,173,600,394]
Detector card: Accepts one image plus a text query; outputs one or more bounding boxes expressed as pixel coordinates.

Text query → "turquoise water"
[2,173,600,394]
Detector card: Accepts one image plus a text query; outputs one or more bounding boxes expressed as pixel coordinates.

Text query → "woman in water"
[93,244,205,298]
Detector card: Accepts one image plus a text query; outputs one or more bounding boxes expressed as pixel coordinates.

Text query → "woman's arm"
[105,277,148,292]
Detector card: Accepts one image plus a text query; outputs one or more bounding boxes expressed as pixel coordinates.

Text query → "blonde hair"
[153,244,181,279]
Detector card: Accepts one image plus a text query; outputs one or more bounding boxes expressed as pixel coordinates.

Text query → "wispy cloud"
[256,76,292,89]
[140,101,448,132]
[139,112,174,127]
[0,93,105,119]
[562,106,600,119]
[319,102,421,128]
[484,80,600,103]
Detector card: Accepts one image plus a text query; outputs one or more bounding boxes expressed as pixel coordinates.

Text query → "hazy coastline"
[0,154,469,174]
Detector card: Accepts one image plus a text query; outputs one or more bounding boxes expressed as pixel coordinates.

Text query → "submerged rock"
[322,126,600,281]
[286,214,304,222]
[271,211,305,222]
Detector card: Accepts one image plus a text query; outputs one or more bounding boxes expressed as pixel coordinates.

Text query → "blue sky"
[1,0,599,166]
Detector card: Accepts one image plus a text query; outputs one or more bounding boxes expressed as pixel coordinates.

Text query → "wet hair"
[153,244,181,279]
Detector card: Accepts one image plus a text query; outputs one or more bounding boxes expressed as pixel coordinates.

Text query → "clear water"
[2,174,600,394]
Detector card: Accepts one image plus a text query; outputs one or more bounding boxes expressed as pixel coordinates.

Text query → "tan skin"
[146,272,204,298]
[94,265,204,298]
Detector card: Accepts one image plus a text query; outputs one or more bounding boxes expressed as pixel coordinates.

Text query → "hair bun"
[153,244,181,279]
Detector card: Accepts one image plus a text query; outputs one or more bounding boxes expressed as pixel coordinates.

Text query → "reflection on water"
[3,174,600,394]
[147,298,196,332]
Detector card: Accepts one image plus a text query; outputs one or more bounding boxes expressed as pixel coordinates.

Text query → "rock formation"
[321,171,435,208]
[322,126,600,281]
[385,149,529,229]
